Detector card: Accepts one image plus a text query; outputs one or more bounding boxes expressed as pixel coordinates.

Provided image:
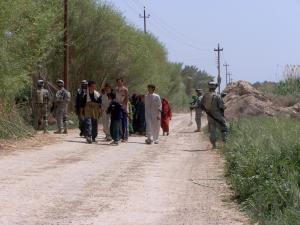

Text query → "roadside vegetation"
[224,117,300,225]
[253,78,300,107]
[275,77,300,97]
[0,0,212,139]
[0,104,34,139]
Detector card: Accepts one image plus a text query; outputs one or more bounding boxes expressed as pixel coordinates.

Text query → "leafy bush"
[275,78,300,97]
[224,117,300,225]
[0,104,34,139]
[266,94,299,107]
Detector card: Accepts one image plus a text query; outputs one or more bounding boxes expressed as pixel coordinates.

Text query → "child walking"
[107,93,123,146]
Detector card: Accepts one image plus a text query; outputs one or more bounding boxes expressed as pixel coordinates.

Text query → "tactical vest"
[55,89,71,104]
[202,92,220,112]
[36,89,49,104]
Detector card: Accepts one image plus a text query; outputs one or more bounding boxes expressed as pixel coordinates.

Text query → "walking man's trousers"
[146,117,160,142]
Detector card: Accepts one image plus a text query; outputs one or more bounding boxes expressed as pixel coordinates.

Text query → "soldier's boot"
[222,131,227,143]
[43,120,49,134]
[54,129,62,134]
[63,122,68,134]
[212,142,217,149]
[37,120,42,131]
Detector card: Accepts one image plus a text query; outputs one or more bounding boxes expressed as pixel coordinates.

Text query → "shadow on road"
[178,131,196,134]
[181,149,211,152]
[65,140,86,144]
[127,141,146,145]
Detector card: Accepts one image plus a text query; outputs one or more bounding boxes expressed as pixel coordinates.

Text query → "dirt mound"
[223,81,298,120]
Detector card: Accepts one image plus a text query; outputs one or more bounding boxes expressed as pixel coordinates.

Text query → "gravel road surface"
[0,114,249,225]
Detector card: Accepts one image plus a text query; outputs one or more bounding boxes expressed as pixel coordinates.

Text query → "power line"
[149,12,210,50]
[149,19,210,52]
[131,0,204,46]
[130,0,210,51]
[121,0,215,70]
[131,0,143,8]
[123,0,140,14]
[121,0,209,53]
[152,18,210,51]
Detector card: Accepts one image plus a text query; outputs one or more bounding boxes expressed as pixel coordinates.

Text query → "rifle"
[201,104,225,128]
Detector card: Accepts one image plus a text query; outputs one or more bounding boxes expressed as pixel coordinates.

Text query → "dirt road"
[0,114,249,225]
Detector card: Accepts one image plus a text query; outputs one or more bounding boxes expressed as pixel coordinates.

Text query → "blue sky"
[107,0,300,84]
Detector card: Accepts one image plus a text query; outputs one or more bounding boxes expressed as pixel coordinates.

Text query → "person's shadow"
[181,149,211,152]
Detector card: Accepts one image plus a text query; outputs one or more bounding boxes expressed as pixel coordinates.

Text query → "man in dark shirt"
[75,80,88,137]
[81,81,101,143]
[107,93,122,146]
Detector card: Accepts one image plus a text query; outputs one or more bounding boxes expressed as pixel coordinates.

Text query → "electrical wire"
[127,0,211,51]
[130,0,210,50]
[149,19,210,52]
[122,0,141,15]
[120,0,217,68]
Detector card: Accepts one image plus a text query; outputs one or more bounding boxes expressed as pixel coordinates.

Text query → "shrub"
[0,104,34,139]
[275,78,300,97]
[266,94,300,107]
[224,117,300,225]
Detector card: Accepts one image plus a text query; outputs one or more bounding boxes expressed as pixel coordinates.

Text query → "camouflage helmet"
[37,80,44,87]
[221,92,228,98]
[195,88,203,93]
[56,79,64,84]
[56,79,64,88]
[208,81,218,90]
[81,80,88,85]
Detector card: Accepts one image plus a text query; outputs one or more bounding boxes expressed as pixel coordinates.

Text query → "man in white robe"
[145,84,162,144]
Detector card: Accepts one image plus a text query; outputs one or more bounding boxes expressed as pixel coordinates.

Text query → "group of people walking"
[33,78,227,149]
[33,77,173,146]
[75,79,173,145]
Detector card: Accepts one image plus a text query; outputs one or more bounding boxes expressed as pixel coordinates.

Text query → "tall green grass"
[224,117,300,225]
[0,104,34,139]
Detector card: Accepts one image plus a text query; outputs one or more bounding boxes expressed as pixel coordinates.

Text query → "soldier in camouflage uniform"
[201,82,228,149]
[191,89,203,132]
[54,80,71,134]
[33,80,49,133]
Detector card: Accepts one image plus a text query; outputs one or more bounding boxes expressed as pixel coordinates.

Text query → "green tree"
[181,65,213,96]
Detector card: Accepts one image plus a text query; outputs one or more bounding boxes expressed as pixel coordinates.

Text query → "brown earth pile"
[223,81,299,120]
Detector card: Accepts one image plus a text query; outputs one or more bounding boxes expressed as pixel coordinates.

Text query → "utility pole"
[223,63,229,86]
[228,72,232,85]
[214,43,223,94]
[64,0,69,89]
[139,7,150,34]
